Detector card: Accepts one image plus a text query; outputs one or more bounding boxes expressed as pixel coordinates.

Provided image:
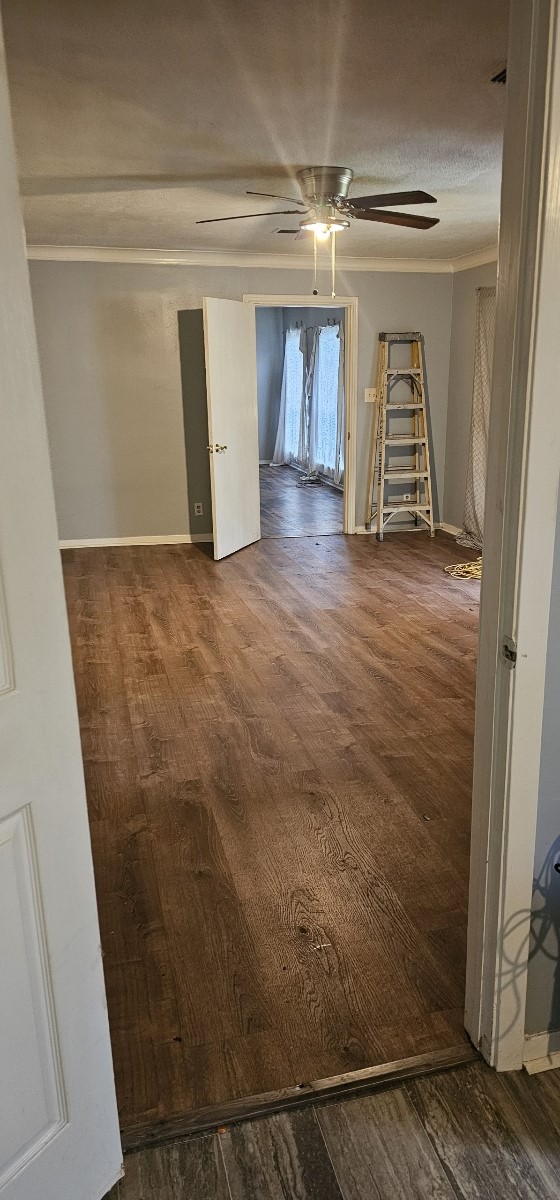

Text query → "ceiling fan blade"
[353,209,439,230]
[276,229,312,239]
[348,190,437,209]
[247,190,307,207]
[196,209,303,224]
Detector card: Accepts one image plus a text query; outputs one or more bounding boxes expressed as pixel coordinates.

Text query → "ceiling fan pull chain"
[331,230,336,298]
[313,231,318,294]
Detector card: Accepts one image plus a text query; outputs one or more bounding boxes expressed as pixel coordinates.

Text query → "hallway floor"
[260,463,343,536]
[107,1059,560,1199]
[63,532,479,1136]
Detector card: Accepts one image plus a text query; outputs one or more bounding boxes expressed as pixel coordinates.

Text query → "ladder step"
[386,367,422,375]
[385,436,426,445]
[379,332,423,342]
[383,470,429,480]
[383,503,431,512]
[386,402,425,410]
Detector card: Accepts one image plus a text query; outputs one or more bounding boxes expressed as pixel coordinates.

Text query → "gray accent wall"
[177,309,213,538]
[256,307,283,462]
[442,260,498,529]
[29,260,453,540]
[281,306,345,333]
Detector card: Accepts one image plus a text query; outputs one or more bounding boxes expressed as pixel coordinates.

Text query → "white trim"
[465,0,560,1071]
[244,295,358,536]
[523,1030,560,1072]
[26,243,496,274]
[450,246,498,273]
[438,521,462,536]
[58,533,212,548]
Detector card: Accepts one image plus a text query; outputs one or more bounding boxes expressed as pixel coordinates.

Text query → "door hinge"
[502,635,517,667]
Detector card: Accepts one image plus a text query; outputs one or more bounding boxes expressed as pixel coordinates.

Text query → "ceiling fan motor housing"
[296,166,354,205]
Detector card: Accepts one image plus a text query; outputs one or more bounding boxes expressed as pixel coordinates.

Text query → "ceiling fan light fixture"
[301,218,348,237]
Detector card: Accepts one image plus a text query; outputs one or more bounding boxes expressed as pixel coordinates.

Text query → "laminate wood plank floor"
[62,532,480,1132]
[106,1061,560,1199]
[260,464,343,536]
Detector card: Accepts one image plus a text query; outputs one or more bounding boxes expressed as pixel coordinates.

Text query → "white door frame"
[243,295,358,534]
[465,0,560,1070]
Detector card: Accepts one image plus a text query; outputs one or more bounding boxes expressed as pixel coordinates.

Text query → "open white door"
[0,29,121,1200]
[203,297,260,559]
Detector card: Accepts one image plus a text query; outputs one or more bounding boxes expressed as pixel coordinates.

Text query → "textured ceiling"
[2,0,509,258]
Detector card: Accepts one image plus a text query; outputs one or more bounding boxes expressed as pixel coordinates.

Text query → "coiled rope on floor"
[444,557,482,580]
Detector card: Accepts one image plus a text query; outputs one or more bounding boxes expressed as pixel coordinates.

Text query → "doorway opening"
[61,289,485,1145]
[256,305,346,538]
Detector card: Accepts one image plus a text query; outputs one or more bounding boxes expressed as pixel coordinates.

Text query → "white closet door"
[203,298,261,559]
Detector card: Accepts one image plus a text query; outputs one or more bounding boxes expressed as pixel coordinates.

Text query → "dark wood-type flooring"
[107,1060,560,1199]
[62,533,480,1134]
[260,464,343,536]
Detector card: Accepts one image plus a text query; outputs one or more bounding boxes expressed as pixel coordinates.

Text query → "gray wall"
[282,306,345,333]
[29,263,191,540]
[256,307,283,462]
[442,260,498,529]
[177,309,213,538]
[29,260,453,540]
[525,486,560,1035]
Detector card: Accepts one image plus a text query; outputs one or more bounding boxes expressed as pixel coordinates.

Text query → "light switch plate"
[365,388,377,404]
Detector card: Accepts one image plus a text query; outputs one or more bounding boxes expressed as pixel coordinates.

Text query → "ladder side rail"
[376,355,389,540]
[412,338,421,525]
[365,339,385,528]
[417,338,435,536]
[365,398,379,529]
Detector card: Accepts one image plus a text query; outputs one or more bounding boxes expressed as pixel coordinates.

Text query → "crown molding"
[26,243,455,273]
[26,242,498,274]
[450,245,498,272]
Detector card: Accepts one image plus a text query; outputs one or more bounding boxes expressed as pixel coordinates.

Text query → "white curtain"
[273,321,345,484]
[272,328,305,466]
[457,286,496,549]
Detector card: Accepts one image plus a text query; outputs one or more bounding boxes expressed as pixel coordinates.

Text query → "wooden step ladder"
[366,331,435,541]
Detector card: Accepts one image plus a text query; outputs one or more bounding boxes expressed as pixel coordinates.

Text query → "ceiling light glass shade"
[301,219,349,236]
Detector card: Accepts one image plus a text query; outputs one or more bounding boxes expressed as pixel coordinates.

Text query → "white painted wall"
[443,260,498,529]
[28,261,453,540]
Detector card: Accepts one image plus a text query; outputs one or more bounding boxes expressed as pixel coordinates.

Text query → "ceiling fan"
[196,166,439,237]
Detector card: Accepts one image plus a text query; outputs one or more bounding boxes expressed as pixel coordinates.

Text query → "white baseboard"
[523,1030,560,1073]
[59,533,213,548]
[354,522,453,536]
[60,524,456,548]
